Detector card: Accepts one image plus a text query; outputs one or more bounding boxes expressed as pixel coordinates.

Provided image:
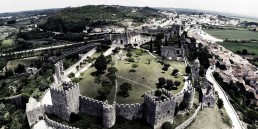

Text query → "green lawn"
[79,49,185,104]
[204,29,258,40]
[218,42,258,55]
[187,105,231,129]
[79,66,116,104]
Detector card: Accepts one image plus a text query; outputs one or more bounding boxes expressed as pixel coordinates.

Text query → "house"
[201,79,216,108]
[112,28,141,45]
[161,46,183,61]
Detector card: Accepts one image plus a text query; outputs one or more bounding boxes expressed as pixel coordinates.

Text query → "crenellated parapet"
[44,115,79,129]
[116,103,143,120]
[79,96,106,117]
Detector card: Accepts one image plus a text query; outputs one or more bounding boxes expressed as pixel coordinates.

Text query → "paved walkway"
[206,67,244,129]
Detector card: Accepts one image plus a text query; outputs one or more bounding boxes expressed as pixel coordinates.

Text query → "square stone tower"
[144,89,176,129]
[50,82,80,121]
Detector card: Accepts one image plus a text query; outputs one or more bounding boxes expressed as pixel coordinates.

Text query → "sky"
[0,0,257,17]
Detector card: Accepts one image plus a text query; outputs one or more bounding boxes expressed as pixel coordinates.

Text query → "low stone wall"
[44,115,79,129]
[116,103,143,120]
[79,96,105,117]
[0,94,23,106]
[175,104,201,129]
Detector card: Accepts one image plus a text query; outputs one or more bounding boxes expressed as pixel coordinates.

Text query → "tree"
[242,49,248,55]
[5,69,14,77]
[158,77,166,87]
[174,81,181,87]
[185,65,191,75]
[217,98,224,109]
[97,87,110,97]
[164,37,168,46]
[120,83,132,93]
[199,65,205,77]
[166,79,174,87]
[126,52,133,58]
[95,54,107,72]
[149,39,153,52]
[155,90,162,96]
[172,69,179,76]
[161,122,173,129]
[132,64,139,69]
[14,64,25,73]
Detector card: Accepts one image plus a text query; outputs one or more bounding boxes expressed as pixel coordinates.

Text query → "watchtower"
[50,82,80,121]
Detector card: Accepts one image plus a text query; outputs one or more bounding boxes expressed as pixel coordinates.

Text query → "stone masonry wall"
[175,105,201,129]
[26,105,44,126]
[79,96,105,117]
[44,115,79,129]
[116,103,143,120]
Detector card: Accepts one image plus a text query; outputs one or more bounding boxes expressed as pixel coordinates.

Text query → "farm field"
[79,49,186,104]
[6,56,41,70]
[218,42,258,55]
[204,29,258,40]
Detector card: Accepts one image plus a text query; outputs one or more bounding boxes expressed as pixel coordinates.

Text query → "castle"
[26,59,198,129]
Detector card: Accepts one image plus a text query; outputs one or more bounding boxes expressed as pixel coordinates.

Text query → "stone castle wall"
[116,103,143,120]
[175,104,201,129]
[44,115,79,129]
[144,89,177,129]
[26,105,44,126]
[79,96,105,117]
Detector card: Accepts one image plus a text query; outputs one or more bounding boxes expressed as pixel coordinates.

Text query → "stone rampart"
[116,103,143,120]
[44,115,79,129]
[175,104,201,129]
[103,103,116,128]
[79,96,105,117]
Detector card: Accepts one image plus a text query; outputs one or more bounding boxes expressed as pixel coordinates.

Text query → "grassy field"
[204,29,258,40]
[6,56,40,70]
[187,105,231,129]
[79,49,185,104]
[218,42,258,55]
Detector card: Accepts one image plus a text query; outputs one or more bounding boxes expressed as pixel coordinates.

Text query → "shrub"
[155,90,162,96]
[132,64,139,69]
[129,69,136,72]
[163,63,170,68]
[68,73,75,78]
[126,52,133,58]
[172,69,179,76]
[217,98,224,109]
[94,76,101,84]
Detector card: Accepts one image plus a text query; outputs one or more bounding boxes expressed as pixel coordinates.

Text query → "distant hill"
[39,5,165,32]
[0,8,62,18]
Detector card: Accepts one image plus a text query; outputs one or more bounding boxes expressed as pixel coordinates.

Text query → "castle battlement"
[79,96,105,105]
[44,115,79,129]
[116,103,142,109]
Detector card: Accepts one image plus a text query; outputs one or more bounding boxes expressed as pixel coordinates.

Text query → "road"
[206,67,244,129]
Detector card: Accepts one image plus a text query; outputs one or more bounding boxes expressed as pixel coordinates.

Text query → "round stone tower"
[103,103,116,128]
[191,58,200,87]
